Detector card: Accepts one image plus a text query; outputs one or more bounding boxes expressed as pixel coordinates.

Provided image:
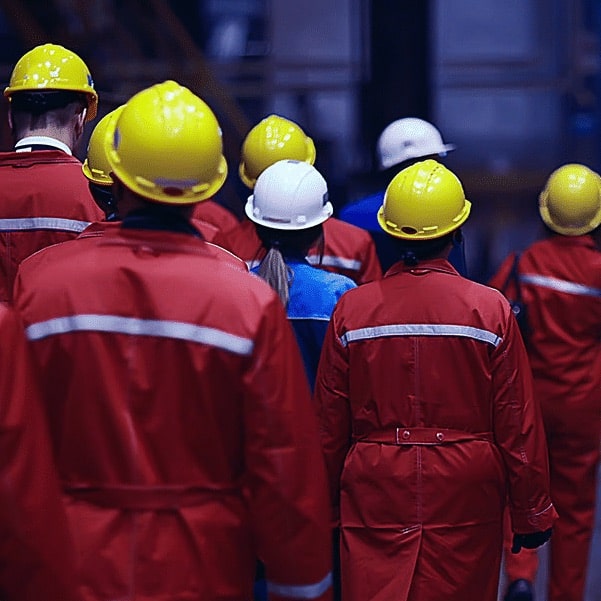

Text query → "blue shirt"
[252,259,356,390]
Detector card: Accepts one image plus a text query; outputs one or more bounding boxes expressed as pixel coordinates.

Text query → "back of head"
[377,159,470,265]
[5,43,98,122]
[239,114,316,189]
[246,160,332,306]
[538,163,601,236]
[105,80,227,206]
[376,118,455,171]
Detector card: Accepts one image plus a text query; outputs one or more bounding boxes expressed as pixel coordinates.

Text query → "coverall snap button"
[402,430,410,439]
[436,432,444,441]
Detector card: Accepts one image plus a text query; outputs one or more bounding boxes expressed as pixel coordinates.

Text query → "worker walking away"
[0,303,82,601]
[80,105,240,261]
[225,114,383,284]
[14,80,333,601]
[489,163,601,601]
[0,43,103,304]
[314,158,557,601]
[246,159,355,601]
[338,117,465,273]
[246,159,356,389]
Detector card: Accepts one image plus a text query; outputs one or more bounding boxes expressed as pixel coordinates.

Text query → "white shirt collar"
[15,136,72,155]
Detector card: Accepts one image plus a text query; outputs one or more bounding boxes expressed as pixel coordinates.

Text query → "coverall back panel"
[0,150,103,303]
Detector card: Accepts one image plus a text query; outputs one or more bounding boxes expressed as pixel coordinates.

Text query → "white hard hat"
[377,117,456,170]
[245,160,333,230]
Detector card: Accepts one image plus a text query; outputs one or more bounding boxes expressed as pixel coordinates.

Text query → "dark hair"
[89,182,119,221]
[254,223,323,257]
[390,231,456,266]
[10,91,88,133]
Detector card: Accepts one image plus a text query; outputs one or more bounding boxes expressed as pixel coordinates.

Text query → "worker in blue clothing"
[339,117,465,273]
[246,159,357,391]
[246,159,354,601]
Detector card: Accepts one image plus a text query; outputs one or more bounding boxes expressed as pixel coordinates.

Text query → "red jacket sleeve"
[0,306,81,601]
[490,305,558,533]
[312,307,352,525]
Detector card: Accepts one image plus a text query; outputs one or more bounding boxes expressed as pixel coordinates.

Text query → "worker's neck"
[14,126,75,152]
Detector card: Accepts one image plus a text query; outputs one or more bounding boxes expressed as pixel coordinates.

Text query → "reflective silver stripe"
[250,256,362,273]
[520,274,601,298]
[0,217,90,232]
[340,323,502,348]
[267,572,332,599]
[25,314,254,356]
[306,255,362,272]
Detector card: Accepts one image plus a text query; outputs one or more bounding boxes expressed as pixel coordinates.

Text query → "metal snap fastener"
[436,432,444,441]
[402,430,411,439]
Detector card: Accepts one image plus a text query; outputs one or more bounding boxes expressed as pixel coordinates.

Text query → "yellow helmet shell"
[105,80,228,205]
[82,106,125,186]
[4,43,98,121]
[538,163,601,236]
[239,114,316,189]
[377,159,471,240]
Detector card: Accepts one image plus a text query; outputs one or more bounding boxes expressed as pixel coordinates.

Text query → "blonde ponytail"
[256,247,293,307]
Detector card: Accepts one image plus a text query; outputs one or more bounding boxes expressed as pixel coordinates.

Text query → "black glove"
[511,528,552,554]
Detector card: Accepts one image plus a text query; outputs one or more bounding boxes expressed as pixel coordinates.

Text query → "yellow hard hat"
[105,80,228,205]
[4,43,98,121]
[538,163,601,236]
[239,114,316,189]
[377,159,471,240]
[82,106,125,186]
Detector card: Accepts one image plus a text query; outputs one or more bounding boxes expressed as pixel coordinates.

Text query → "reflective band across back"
[306,254,362,271]
[520,274,601,298]
[25,314,254,356]
[340,323,502,348]
[0,217,90,232]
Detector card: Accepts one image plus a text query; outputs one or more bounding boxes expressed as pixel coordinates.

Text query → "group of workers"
[0,40,596,601]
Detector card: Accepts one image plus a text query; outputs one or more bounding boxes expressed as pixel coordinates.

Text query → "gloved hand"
[511,528,552,554]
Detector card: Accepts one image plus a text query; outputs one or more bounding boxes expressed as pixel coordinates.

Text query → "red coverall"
[0,149,103,304]
[14,225,332,601]
[224,217,383,285]
[78,219,247,269]
[314,258,557,601]
[489,234,601,601]
[191,198,240,233]
[0,304,81,601]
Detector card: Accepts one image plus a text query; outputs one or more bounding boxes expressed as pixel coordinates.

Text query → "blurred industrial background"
[0,2,599,600]
[1,1,601,282]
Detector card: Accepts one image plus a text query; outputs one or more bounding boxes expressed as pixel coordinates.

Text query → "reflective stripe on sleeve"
[339,323,502,348]
[25,314,254,356]
[306,255,362,272]
[267,571,333,599]
[0,217,90,232]
[520,274,601,298]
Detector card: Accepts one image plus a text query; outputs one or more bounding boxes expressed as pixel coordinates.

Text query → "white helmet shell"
[245,160,333,230]
[377,117,456,170]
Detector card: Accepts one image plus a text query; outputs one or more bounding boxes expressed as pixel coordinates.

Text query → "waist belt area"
[64,484,239,510]
[354,427,494,446]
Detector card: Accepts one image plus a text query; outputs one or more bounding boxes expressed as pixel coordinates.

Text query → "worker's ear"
[74,108,87,138]
[6,106,13,130]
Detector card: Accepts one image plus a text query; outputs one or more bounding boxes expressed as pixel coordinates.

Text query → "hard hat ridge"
[377,159,471,240]
[104,80,227,205]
